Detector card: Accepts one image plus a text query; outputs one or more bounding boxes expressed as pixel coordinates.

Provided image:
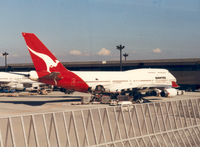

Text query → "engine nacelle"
[151,89,161,96]
[161,88,177,97]
[29,71,39,81]
[10,83,24,90]
[177,90,185,95]
[15,84,24,90]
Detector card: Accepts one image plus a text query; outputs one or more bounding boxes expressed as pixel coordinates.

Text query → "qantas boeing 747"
[22,32,181,102]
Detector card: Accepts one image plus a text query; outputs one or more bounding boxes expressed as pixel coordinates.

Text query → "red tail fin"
[22,33,65,73]
[22,32,89,92]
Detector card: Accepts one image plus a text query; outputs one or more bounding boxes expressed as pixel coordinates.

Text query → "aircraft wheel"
[95,85,105,93]
[133,92,142,100]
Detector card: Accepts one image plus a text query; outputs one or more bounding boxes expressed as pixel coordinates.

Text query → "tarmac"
[0,91,199,117]
[0,91,199,146]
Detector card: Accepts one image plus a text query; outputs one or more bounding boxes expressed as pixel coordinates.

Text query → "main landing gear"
[91,85,145,104]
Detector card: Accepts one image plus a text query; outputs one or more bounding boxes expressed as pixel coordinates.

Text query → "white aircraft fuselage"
[74,68,176,92]
[0,72,44,91]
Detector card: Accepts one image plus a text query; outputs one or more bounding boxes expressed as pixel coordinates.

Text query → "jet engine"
[10,83,24,91]
[160,88,177,97]
[29,71,39,81]
[150,89,161,96]
[16,84,25,90]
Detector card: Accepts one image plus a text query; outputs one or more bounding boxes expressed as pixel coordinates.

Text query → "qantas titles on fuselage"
[22,32,179,98]
[73,69,175,92]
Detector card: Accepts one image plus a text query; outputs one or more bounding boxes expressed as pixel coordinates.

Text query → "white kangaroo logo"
[28,46,59,73]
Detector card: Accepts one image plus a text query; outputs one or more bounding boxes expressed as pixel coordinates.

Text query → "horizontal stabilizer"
[39,72,62,81]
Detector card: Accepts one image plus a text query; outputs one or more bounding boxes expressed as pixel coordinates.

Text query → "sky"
[0,0,200,65]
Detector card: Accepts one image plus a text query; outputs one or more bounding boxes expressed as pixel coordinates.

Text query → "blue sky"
[0,0,200,65]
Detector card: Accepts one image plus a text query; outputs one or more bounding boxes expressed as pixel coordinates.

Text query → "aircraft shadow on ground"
[146,98,163,101]
[0,99,81,106]
[20,95,83,99]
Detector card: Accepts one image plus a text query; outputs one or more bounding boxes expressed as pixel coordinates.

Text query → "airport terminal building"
[1,58,200,90]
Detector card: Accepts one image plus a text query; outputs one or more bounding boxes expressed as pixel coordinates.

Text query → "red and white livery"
[22,32,180,101]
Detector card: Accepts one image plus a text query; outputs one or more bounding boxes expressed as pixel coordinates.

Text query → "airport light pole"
[2,52,8,71]
[123,53,128,61]
[116,44,125,71]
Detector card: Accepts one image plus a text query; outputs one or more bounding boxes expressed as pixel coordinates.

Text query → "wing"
[0,81,10,85]
[108,82,173,92]
[109,84,137,92]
